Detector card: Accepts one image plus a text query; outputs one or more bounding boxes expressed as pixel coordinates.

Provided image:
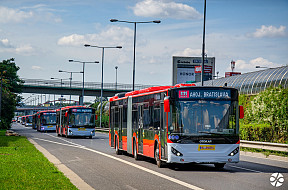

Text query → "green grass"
[0,130,78,190]
[241,147,288,158]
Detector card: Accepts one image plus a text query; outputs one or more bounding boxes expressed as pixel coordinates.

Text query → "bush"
[239,86,288,144]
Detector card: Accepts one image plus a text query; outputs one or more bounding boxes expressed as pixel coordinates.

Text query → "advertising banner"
[176,67,195,84]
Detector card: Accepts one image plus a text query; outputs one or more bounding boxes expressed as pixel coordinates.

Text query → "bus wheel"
[155,144,164,168]
[115,139,121,155]
[214,163,225,169]
[133,141,140,160]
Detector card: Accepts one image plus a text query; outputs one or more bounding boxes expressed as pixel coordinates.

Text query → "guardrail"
[240,140,288,152]
[93,130,288,152]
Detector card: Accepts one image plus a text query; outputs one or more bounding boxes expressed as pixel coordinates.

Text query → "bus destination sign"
[72,109,92,113]
[178,89,231,99]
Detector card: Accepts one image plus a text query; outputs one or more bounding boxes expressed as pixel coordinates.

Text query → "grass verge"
[0,130,77,190]
[240,147,288,157]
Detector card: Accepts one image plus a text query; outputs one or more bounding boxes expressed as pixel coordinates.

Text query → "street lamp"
[59,70,83,104]
[69,60,99,105]
[51,77,69,107]
[256,66,269,69]
[115,66,118,90]
[84,44,122,128]
[110,19,161,91]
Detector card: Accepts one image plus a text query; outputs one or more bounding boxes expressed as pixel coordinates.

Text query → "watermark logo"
[270,173,284,187]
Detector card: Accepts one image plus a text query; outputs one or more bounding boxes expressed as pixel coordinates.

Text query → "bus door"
[160,103,167,160]
[138,104,144,154]
[110,107,115,148]
[119,106,123,149]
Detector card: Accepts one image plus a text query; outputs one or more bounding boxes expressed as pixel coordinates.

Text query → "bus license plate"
[78,128,86,131]
[198,145,215,151]
[48,125,53,128]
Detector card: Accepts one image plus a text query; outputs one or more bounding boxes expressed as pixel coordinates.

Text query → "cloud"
[0,39,14,48]
[31,66,42,70]
[0,38,35,55]
[231,57,281,72]
[252,25,286,38]
[57,26,133,46]
[132,0,202,20]
[0,6,33,23]
[173,48,202,57]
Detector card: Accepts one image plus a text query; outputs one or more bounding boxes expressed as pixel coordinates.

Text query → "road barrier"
[240,140,288,152]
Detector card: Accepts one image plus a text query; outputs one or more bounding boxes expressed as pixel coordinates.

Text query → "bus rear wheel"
[133,141,140,160]
[115,138,121,155]
[155,144,164,168]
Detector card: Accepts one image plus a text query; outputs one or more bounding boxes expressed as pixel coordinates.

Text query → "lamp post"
[115,66,118,90]
[51,77,69,107]
[201,0,207,86]
[59,70,83,104]
[0,70,7,121]
[84,44,122,128]
[69,60,99,105]
[110,19,161,91]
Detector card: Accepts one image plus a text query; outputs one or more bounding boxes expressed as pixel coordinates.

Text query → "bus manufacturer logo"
[198,145,215,151]
[199,140,212,143]
[179,90,189,98]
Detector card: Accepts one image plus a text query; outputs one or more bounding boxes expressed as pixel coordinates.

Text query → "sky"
[1,0,287,103]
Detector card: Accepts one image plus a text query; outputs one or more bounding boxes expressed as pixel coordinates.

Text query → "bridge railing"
[22,78,155,91]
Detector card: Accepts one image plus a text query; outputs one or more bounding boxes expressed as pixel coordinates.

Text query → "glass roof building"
[195,66,288,94]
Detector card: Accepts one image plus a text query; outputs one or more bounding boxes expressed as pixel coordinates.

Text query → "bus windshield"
[42,114,56,125]
[26,116,33,123]
[69,113,94,126]
[171,100,237,136]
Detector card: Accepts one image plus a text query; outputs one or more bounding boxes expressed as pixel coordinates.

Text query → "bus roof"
[110,83,196,102]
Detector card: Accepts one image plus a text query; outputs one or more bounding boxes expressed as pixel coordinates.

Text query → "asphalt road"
[11,123,288,190]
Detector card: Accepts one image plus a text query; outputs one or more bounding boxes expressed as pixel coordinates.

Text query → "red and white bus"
[36,110,57,132]
[56,106,96,138]
[109,84,244,168]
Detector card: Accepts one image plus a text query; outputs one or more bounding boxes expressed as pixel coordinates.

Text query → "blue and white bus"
[56,106,96,138]
[109,85,244,168]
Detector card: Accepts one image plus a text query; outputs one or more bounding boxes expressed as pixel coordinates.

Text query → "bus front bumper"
[167,143,239,164]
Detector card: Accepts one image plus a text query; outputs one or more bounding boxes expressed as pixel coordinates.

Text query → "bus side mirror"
[95,115,98,120]
[38,115,40,119]
[65,112,68,117]
[164,97,170,113]
[239,105,244,119]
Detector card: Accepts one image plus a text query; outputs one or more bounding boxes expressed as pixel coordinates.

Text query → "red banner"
[195,66,212,73]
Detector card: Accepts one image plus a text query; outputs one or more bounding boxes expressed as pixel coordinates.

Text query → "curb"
[28,138,95,190]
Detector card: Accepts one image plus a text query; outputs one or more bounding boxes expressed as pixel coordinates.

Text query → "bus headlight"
[171,147,183,157]
[228,147,239,156]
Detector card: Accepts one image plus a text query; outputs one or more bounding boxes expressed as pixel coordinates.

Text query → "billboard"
[172,56,215,85]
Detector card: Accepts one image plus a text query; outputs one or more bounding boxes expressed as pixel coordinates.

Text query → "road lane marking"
[227,165,263,173]
[33,137,204,190]
[45,133,85,147]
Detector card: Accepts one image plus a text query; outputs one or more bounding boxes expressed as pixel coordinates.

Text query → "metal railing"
[240,140,288,152]
[22,78,157,91]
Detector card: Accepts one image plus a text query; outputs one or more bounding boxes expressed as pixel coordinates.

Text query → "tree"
[0,58,23,129]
